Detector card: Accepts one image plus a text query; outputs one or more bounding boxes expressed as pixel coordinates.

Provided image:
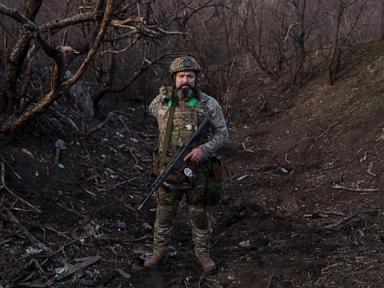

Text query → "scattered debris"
[117,220,126,231]
[51,256,102,282]
[279,167,289,173]
[54,139,66,168]
[116,268,132,279]
[26,247,44,255]
[239,240,251,248]
[21,148,34,159]
[367,161,376,177]
[54,267,66,275]
[142,222,152,230]
[332,184,379,192]
[241,142,254,153]
[237,175,249,181]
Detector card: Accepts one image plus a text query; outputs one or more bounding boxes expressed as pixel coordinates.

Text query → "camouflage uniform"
[149,87,229,257]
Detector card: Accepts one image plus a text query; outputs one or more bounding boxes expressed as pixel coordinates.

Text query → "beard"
[176,84,195,100]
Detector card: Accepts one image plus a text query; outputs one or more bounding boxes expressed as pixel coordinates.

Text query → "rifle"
[137,118,210,210]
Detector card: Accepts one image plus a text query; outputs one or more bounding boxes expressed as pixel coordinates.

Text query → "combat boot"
[197,255,217,273]
[144,247,168,269]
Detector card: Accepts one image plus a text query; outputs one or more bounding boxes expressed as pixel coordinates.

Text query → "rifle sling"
[159,103,175,167]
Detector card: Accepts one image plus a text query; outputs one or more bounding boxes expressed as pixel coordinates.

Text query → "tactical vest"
[156,89,200,164]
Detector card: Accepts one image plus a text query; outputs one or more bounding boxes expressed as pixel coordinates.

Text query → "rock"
[239,240,251,248]
[142,222,152,230]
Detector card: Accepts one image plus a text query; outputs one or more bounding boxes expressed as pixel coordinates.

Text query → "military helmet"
[169,56,202,75]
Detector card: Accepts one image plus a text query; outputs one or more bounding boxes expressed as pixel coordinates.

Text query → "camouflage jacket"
[149,88,229,158]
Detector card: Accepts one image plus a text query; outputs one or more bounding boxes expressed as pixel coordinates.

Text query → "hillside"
[2,42,384,287]
[225,41,384,287]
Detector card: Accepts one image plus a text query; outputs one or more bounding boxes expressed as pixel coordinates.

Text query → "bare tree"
[0,0,117,134]
[242,0,284,78]
[327,0,368,85]
[0,0,190,135]
[381,0,384,41]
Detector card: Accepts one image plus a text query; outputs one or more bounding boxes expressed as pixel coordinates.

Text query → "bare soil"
[2,43,384,288]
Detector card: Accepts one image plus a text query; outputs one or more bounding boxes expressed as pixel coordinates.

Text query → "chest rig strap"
[160,103,175,167]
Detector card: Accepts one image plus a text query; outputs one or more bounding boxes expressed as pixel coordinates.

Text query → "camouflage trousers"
[153,168,210,257]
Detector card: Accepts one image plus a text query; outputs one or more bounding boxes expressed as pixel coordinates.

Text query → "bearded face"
[176,85,194,101]
[175,71,197,101]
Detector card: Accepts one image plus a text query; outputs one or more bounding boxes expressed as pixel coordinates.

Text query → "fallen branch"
[116,268,132,279]
[324,213,359,229]
[0,155,21,180]
[48,237,82,257]
[57,202,88,220]
[85,112,116,137]
[0,202,48,251]
[315,121,339,139]
[45,255,101,286]
[367,161,376,177]
[108,178,137,192]
[0,239,12,245]
[241,142,254,153]
[43,225,70,240]
[331,184,379,192]
[0,162,41,213]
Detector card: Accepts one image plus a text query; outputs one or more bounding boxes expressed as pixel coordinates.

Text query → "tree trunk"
[0,0,115,135]
[3,0,42,114]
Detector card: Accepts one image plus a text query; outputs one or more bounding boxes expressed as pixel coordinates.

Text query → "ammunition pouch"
[205,156,224,206]
[155,152,190,184]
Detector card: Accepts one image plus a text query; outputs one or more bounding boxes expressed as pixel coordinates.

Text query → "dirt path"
[2,69,384,288]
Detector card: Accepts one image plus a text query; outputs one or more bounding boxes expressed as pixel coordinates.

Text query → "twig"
[85,112,116,136]
[57,203,88,219]
[0,202,48,251]
[321,262,344,273]
[116,268,132,279]
[108,178,137,191]
[315,121,339,139]
[0,162,5,188]
[0,162,41,213]
[0,239,12,245]
[2,186,41,213]
[32,258,45,273]
[367,161,376,177]
[43,225,70,240]
[128,147,140,164]
[47,237,81,257]
[324,213,359,229]
[332,184,379,192]
[50,107,79,132]
[315,209,346,217]
[0,155,21,180]
[241,142,254,153]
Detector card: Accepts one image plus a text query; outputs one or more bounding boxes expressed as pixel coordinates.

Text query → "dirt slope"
[223,41,384,287]
[1,42,384,287]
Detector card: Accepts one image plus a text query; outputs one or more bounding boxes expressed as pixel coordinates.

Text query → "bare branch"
[61,0,115,90]
[0,0,116,134]
[39,12,95,32]
[93,52,169,106]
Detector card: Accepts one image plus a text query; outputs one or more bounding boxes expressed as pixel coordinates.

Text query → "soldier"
[144,56,229,273]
